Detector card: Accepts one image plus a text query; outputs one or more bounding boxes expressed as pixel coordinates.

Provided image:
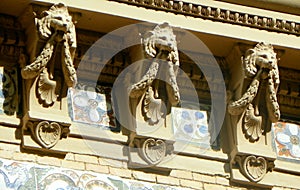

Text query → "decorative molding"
[235,155,274,182]
[228,42,280,141]
[112,0,300,36]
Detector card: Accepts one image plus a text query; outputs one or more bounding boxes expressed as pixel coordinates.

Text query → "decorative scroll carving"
[130,22,180,125]
[21,3,77,106]
[235,155,274,182]
[228,42,280,141]
[21,3,77,149]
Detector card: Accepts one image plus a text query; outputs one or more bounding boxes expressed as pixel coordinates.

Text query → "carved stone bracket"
[21,3,77,149]
[234,155,275,182]
[117,23,178,169]
[225,42,280,186]
[228,42,280,142]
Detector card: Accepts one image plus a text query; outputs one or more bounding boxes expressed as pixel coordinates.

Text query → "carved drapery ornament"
[21,3,77,149]
[228,42,280,141]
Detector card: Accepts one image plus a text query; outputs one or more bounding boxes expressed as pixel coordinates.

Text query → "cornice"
[111,0,300,36]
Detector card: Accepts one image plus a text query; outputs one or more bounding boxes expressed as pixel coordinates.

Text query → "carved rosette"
[134,138,172,165]
[235,155,274,182]
[228,42,280,141]
[21,3,77,149]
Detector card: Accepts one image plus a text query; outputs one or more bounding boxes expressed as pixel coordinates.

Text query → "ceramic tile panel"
[69,83,116,129]
[273,122,300,161]
[172,107,210,148]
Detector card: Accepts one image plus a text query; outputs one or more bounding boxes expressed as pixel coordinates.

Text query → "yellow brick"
[37,156,61,167]
[216,176,230,186]
[0,143,20,152]
[61,160,85,170]
[74,154,98,164]
[64,153,75,161]
[170,169,193,180]
[180,179,203,189]
[99,158,125,168]
[85,163,109,174]
[109,167,132,178]
[156,175,180,186]
[12,152,36,162]
[193,173,215,183]
[0,150,13,159]
[204,183,226,190]
[132,171,156,182]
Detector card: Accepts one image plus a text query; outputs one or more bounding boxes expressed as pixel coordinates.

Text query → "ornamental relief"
[228,42,280,141]
[21,3,78,149]
[21,3,77,106]
[130,22,180,125]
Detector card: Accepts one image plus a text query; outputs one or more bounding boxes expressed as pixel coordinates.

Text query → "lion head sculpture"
[35,3,76,50]
[143,22,179,66]
[243,42,279,86]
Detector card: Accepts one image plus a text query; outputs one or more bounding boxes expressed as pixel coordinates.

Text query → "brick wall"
[0,142,297,190]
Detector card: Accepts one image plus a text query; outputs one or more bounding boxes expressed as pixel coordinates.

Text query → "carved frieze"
[21,3,77,149]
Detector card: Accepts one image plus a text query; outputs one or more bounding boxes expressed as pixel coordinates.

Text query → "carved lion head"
[35,3,76,48]
[243,42,279,84]
[143,22,179,66]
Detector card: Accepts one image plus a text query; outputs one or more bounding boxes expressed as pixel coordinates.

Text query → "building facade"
[0,0,299,189]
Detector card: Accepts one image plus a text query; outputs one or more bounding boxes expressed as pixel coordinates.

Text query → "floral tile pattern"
[0,158,186,190]
[273,122,300,160]
[69,83,115,128]
[172,107,210,147]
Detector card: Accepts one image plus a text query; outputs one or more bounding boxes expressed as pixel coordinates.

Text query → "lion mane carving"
[21,3,77,105]
[228,42,280,141]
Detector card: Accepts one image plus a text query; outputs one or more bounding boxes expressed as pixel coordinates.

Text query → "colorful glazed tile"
[0,157,188,190]
[69,83,115,128]
[172,107,210,147]
[273,122,300,160]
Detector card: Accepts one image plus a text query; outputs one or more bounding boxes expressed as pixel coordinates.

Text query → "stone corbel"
[225,42,281,185]
[20,3,78,149]
[116,23,179,167]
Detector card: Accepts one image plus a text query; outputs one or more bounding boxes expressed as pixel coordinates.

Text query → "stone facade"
[0,0,300,189]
